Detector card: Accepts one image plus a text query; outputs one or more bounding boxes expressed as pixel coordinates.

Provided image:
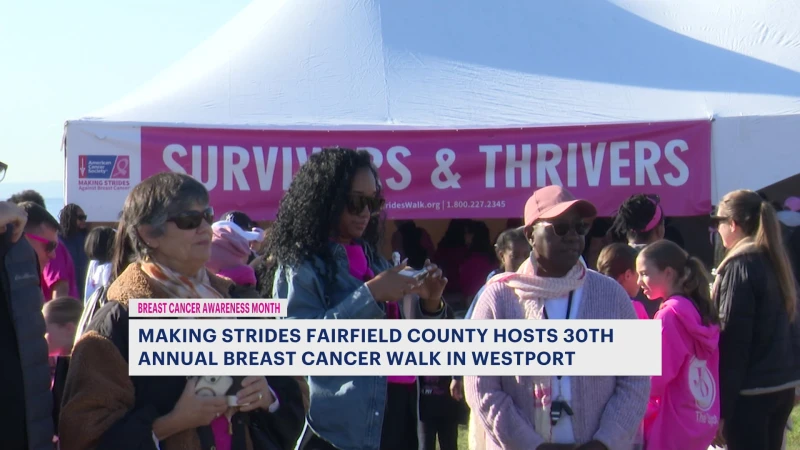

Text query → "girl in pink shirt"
[636,240,720,450]
[596,243,649,320]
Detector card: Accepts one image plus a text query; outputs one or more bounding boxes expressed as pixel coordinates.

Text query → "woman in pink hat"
[206,220,265,287]
[465,185,649,450]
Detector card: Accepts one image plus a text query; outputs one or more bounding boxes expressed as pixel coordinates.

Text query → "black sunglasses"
[347,194,385,217]
[709,215,730,229]
[168,207,214,230]
[77,214,87,221]
[537,220,591,237]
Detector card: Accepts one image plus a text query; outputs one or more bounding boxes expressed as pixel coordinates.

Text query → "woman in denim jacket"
[271,148,449,450]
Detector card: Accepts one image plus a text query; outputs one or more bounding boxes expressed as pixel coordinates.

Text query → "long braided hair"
[59,203,85,237]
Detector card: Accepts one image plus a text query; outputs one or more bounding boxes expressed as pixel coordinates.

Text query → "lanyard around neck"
[542,290,575,320]
[544,290,576,385]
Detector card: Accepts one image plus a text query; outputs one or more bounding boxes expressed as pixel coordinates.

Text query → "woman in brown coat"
[59,173,306,450]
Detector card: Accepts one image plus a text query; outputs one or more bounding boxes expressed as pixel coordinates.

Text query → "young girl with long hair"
[83,226,116,303]
[636,240,720,450]
[596,243,649,320]
[711,189,800,450]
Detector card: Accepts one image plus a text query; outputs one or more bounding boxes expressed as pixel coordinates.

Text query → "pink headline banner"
[140,120,711,220]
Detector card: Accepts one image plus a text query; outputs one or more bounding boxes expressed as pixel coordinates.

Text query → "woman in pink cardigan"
[465,186,650,450]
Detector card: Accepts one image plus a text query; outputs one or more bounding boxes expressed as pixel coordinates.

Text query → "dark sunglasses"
[27,233,58,253]
[77,214,87,221]
[709,215,730,229]
[168,207,214,230]
[537,220,591,237]
[347,194,385,217]
[646,194,661,204]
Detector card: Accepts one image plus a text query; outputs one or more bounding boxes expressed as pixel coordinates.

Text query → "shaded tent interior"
[86,170,800,272]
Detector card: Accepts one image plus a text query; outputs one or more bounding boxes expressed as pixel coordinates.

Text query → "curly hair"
[267,147,384,285]
[611,194,663,243]
[59,203,84,237]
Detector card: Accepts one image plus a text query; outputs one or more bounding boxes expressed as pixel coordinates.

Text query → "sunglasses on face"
[27,233,58,253]
[168,207,214,230]
[347,194,385,217]
[710,215,730,229]
[77,214,87,221]
[537,220,591,237]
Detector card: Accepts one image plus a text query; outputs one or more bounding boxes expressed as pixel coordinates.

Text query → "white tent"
[65,0,800,221]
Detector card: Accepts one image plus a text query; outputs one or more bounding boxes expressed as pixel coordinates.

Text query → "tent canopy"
[68,0,800,203]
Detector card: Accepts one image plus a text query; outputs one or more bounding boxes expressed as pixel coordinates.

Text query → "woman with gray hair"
[58,172,306,450]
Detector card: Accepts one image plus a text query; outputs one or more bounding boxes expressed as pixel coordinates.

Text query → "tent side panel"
[65,122,142,222]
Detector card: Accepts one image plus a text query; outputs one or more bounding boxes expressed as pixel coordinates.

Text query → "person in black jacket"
[0,200,55,450]
[711,189,800,450]
[58,173,306,450]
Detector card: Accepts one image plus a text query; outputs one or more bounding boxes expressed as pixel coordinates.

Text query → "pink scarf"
[139,262,230,450]
[343,244,415,384]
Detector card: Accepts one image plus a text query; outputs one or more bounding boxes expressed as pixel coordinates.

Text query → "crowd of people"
[2,147,800,450]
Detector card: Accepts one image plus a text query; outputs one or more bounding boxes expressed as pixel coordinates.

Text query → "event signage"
[139,120,710,219]
[70,120,710,221]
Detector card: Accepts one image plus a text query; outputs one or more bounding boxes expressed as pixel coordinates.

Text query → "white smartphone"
[399,268,430,282]
[194,376,244,406]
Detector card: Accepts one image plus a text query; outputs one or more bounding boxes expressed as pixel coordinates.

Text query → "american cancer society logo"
[78,155,132,191]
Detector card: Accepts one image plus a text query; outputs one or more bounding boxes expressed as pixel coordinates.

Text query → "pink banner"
[140,120,711,220]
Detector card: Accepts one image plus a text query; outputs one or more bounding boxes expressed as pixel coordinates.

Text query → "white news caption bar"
[129,299,288,318]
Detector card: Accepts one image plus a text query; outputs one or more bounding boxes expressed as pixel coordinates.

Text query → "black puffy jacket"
[714,249,800,421]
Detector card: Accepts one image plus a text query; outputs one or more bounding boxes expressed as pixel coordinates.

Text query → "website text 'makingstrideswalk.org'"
[385,199,508,211]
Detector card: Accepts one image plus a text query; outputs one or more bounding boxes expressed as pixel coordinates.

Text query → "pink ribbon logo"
[111,156,129,178]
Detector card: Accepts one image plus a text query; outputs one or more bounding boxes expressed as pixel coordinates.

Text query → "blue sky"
[0,0,250,193]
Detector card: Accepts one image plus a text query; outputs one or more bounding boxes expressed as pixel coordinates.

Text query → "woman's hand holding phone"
[412,259,447,310]
[366,261,419,302]
[155,378,228,440]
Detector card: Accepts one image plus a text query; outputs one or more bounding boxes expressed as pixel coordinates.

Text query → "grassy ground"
[457,425,467,450]
[451,409,800,449]
[787,407,800,450]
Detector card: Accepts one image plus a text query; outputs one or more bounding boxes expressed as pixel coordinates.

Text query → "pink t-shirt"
[210,416,232,450]
[41,241,79,301]
[343,243,415,385]
[632,299,650,320]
